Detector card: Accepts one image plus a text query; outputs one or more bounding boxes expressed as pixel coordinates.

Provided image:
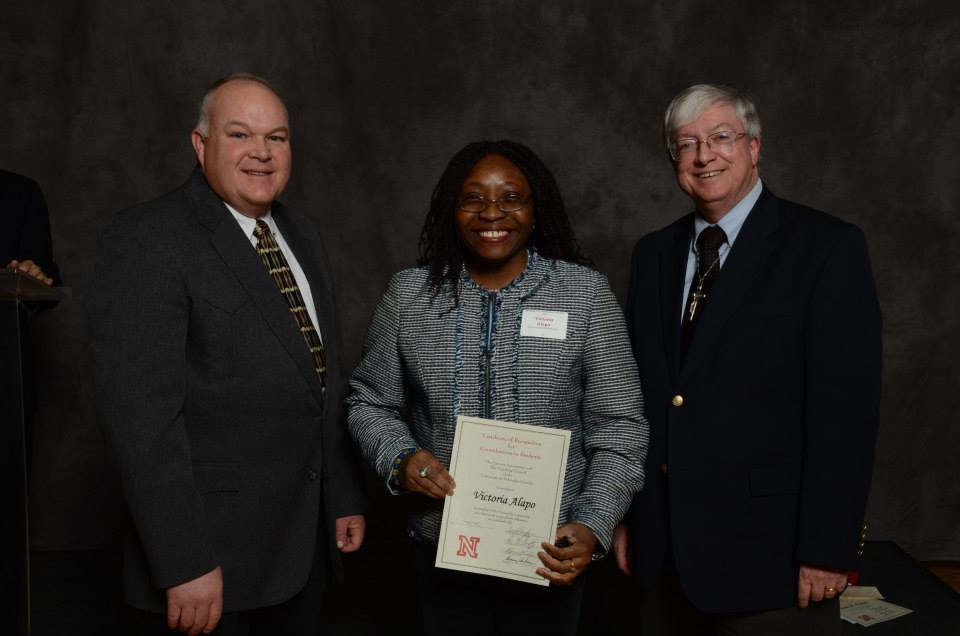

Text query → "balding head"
[195,74,287,137]
[191,75,292,217]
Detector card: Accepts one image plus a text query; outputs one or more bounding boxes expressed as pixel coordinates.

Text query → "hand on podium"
[6,259,53,286]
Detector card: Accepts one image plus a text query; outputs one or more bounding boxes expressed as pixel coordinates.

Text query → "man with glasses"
[614,84,881,634]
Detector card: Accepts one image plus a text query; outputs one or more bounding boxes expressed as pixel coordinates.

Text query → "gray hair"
[663,84,761,155]
[195,73,278,136]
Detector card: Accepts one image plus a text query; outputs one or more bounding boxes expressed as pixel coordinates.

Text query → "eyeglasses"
[458,192,531,214]
[669,130,747,161]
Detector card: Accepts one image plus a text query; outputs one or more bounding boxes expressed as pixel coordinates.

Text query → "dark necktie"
[680,225,727,362]
[253,220,326,398]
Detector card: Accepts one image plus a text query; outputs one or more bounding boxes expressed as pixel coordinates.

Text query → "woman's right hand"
[400,449,456,499]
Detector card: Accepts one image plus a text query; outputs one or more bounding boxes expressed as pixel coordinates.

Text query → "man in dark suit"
[2,169,59,286]
[2,170,60,475]
[91,75,365,635]
[614,84,881,634]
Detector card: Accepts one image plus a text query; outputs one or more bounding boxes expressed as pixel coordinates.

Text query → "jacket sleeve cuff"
[385,446,421,494]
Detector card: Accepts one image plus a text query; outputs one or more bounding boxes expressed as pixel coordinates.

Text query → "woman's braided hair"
[417,139,590,299]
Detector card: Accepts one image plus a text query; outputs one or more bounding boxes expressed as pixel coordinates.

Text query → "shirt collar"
[224,202,276,240]
[693,178,763,250]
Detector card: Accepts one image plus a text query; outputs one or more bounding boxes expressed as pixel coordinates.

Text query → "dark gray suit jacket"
[90,168,364,612]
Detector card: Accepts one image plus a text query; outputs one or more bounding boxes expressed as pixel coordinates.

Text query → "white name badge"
[520,310,568,340]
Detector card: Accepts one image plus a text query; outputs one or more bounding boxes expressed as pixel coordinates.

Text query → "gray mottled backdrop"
[4,1,958,561]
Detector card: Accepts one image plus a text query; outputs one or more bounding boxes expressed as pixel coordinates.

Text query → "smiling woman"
[346,140,650,636]
[454,154,536,289]
[418,140,590,299]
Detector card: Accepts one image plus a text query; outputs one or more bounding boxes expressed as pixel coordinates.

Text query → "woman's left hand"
[536,522,597,586]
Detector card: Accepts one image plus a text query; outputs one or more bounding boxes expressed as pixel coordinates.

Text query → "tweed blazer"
[347,252,648,551]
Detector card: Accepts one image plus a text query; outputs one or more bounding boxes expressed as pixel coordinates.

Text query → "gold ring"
[825,587,836,594]
[569,561,577,574]
[419,466,430,478]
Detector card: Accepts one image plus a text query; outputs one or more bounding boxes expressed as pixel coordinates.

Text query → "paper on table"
[840,598,913,627]
[840,585,912,627]
[840,585,884,602]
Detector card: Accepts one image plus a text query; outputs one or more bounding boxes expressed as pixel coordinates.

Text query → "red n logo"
[456,535,480,558]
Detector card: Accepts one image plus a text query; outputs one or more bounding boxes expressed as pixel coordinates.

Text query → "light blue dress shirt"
[680,179,763,323]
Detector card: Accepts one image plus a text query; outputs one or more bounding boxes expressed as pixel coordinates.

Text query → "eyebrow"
[677,122,738,137]
[461,180,526,189]
[223,121,290,135]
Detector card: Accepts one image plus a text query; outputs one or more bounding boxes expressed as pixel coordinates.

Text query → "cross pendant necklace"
[687,252,722,322]
[688,285,706,322]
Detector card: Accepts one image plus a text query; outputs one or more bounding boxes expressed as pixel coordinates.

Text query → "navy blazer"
[91,168,364,612]
[625,187,881,613]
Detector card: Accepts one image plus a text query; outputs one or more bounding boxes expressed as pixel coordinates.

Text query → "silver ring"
[419,466,430,478]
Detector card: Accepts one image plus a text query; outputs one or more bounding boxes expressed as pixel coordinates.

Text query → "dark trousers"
[134,511,331,636]
[414,542,585,636]
[132,574,331,636]
[638,552,841,636]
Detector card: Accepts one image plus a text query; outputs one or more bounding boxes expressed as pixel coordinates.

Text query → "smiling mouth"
[477,230,510,239]
[243,169,273,177]
[696,170,723,179]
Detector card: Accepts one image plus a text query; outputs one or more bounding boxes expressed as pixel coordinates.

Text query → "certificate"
[435,415,570,585]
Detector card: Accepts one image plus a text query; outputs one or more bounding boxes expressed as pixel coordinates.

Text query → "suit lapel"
[186,168,325,407]
[679,188,781,380]
[661,215,693,384]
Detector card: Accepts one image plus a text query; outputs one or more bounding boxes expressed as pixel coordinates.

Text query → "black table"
[844,541,960,635]
[579,540,960,635]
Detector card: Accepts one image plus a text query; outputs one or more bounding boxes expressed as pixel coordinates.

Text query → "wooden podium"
[0,270,66,636]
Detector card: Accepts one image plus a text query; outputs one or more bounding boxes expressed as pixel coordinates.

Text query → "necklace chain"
[695,251,722,290]
[687,251,722,322]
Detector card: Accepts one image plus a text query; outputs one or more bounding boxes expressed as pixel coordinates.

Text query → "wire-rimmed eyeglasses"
[457,192,531,214]
[669,130,747,161]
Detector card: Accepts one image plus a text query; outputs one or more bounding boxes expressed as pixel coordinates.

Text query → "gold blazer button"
[671,395,684,407]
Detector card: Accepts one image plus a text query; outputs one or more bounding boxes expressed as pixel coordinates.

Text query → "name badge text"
[520,310,568,340]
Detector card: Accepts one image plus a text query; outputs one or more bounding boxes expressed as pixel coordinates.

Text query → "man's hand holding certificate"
[433,416,593,586]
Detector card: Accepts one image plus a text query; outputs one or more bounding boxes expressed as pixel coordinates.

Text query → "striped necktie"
[253,219,326,398]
